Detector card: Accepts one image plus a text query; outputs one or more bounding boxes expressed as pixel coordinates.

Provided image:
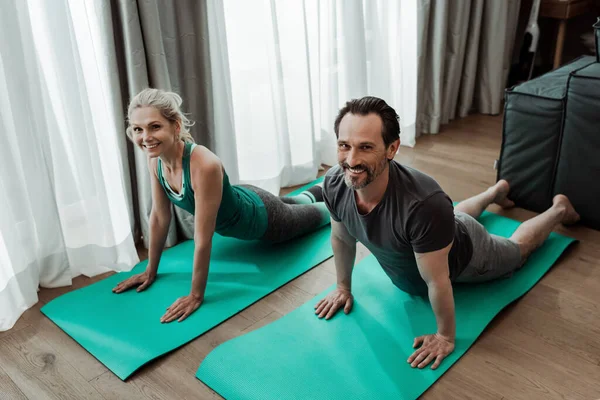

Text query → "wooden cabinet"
[540,0,595,68]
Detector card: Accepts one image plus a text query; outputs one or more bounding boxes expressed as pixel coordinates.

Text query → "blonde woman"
[112,88,330,323]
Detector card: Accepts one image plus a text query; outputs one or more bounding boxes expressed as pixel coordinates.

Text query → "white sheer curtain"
[207,0,418,194]
[0,0,138,331]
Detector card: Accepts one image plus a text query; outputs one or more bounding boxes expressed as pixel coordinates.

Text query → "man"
[315,96,580,370]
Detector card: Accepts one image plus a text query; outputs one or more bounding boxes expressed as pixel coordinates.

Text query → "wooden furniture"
[540,0,595,68]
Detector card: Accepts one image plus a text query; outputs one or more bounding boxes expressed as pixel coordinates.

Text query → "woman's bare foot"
[553,194,580,225]
[490,180,515,209]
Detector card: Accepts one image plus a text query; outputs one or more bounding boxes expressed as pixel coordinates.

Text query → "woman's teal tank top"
[156,142,268,240]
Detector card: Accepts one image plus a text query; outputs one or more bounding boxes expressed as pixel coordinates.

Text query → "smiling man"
[314,96,580,370]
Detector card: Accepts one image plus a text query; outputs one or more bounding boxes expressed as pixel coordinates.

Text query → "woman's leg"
[279,185,324,205]
[246,185,330,243]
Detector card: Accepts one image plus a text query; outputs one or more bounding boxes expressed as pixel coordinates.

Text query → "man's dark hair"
[333,96,400,147]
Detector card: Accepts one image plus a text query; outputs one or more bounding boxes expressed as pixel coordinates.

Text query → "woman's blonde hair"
[126,88,195,143]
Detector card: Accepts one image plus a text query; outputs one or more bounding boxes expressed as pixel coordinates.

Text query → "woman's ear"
[173,120,181,138]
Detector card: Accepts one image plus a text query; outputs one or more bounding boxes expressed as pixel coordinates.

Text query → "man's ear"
[387,138,400,160]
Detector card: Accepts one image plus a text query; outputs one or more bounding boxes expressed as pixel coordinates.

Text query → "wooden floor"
[2,114,600,399]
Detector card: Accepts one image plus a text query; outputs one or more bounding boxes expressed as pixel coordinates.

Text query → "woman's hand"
[112,271,156,294]
[161,293,204,323]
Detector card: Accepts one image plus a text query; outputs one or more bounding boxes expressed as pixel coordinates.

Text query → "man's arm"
[331,219,356,291]
[315,218,356,319]
[407,242,455,369]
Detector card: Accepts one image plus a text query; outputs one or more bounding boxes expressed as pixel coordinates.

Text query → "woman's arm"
[160,147,223,323]
[113,157,172,293]
[145,157,173,278]
[189,151,223,300]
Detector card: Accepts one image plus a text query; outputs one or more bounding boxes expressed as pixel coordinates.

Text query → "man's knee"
[508,237,534,262]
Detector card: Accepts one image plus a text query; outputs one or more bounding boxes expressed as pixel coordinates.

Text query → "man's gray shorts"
[454,211,523,283]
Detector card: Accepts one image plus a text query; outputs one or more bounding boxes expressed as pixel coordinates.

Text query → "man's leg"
[454,192,579,284]
[510,194,580,260]
[454,179,515,219]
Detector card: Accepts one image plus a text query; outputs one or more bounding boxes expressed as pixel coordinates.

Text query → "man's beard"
[341,157,388,190]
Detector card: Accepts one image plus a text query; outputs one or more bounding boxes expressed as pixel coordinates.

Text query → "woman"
[112,88,330,323]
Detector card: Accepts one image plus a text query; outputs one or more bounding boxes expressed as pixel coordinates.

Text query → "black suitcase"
[497,20,600,229]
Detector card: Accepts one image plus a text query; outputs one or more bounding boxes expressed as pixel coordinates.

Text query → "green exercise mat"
[196,210,576,400]
[41,178,333,380]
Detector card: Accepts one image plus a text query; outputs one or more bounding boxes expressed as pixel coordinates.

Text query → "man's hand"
[314,288,353,319]
[161,294,204,323]
[407,333,454,370]
[112,272,155,294]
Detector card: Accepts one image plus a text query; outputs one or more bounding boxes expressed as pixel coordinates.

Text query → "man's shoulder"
[322,165,350,222]
[390,161,446,201]
[391,161,436,185]
[323,165,345,191]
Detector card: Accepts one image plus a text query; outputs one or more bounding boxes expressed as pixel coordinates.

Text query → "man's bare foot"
[553,194,580,225]
[491,180,515,209]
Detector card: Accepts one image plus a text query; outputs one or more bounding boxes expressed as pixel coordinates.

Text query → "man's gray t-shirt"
[323,162,473,296]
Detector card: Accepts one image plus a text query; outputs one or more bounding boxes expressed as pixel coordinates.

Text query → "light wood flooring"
[1,114,600,399]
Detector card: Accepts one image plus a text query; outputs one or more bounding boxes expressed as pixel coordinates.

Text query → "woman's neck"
[159,140,185,172]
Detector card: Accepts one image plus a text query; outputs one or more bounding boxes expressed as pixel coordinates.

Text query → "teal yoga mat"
[41,178,333,380]
[196,210,576,400]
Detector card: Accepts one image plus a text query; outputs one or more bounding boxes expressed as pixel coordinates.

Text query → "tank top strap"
[156,156,163,179]
[182,142,197,190]
[183,141,197,158]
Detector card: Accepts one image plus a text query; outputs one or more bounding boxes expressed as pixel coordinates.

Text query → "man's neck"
[354,163,390,214]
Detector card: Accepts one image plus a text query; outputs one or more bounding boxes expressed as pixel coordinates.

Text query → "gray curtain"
[417,0,521,134]
[107,0,215,247]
